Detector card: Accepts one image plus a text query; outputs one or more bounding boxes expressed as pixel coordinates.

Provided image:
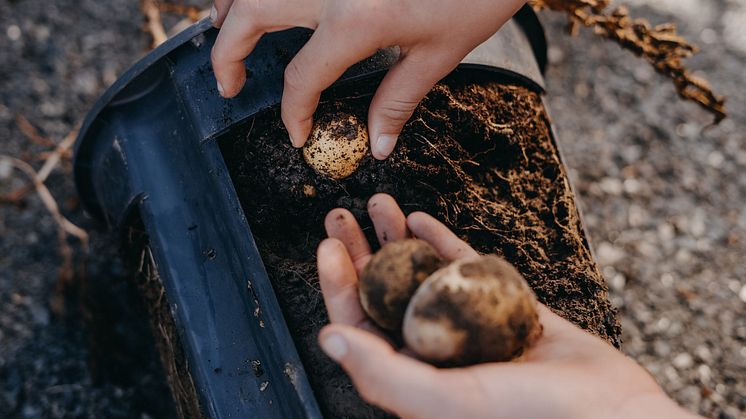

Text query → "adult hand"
[316,193,699,419]
[210,0,526,159]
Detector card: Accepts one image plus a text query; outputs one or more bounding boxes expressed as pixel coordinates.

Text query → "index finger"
[211,8,265,97]
[280,27,379,146]
[211,0,319,97]
[317,238,369,327]
[324,208,372,274]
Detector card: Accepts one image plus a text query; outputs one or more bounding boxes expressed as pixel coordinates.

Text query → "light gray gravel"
[0,0,743,418]
[0,1,175,418]
[541,1,746,416]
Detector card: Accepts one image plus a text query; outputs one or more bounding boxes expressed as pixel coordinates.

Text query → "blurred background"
[0,0,744,417]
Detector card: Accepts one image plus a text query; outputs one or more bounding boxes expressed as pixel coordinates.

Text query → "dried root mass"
[531,0,726,122]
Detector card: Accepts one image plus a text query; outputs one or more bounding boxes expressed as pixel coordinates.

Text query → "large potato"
[403,255,542,365]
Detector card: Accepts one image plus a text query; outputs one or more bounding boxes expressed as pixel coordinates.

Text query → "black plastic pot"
[74,7,548,418]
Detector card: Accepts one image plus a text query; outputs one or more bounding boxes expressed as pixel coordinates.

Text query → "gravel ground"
[0,0,743,418]
[541,1,746,416]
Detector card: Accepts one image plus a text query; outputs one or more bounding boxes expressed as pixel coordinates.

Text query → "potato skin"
[302,113,368,180]
[359,240,444,331]
[403,255,542,365]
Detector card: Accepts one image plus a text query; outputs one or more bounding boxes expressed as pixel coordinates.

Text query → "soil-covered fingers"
[319,324,461,419]
[324,208,372,274]
[316,238,369,327]
[211,0,322,98]
[406,212,479,261]
[368,48,463,159]
[367,193,410,245]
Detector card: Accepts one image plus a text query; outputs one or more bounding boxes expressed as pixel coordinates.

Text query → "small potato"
[359,240,444,331]
[302,112,369,180]
[403,255,542,365]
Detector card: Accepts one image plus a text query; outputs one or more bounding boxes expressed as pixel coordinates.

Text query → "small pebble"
[738,285,746,303]
[599,177,623,195]
[596,242,626,265]
[6,24,21,41]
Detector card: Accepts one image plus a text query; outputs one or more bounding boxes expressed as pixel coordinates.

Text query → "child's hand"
[210,0,526,159]
[316,193,699,419]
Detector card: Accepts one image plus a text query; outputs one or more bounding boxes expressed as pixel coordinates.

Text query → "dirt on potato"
[220,72,621,418]
[360,239,444,332]
[403,255,543,366]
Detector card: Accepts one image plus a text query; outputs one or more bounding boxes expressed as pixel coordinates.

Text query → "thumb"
[367,48,461,160]
[319,324,453,419]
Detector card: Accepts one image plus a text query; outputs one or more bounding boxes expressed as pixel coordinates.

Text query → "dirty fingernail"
[217,81,225,96]
[373,134,397,160]
[210,6,218,24]
[321,333,348,361]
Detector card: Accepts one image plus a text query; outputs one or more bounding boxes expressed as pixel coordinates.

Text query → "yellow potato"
[302,113,369,180]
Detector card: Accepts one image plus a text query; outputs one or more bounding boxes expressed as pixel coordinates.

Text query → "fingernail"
[320,333,348,361]
[289,134,301,148]
[217,81,225,96]
[373,134,397,160]
[209,6,218,23]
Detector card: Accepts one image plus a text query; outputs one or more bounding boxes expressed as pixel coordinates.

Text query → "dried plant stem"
[531,0,726,122]
[0,155,89,283]
[38,125,79,181]
[141,1,209,47]
[141,0,168,48]
[158,2,205,22]
[16,115,56,147]
[2,121,78,204]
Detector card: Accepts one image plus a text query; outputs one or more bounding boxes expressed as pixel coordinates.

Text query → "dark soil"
[221,72,621,418]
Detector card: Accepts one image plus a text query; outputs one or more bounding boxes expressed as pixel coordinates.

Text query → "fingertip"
[367,193,396,211]
[283,113,313,148]
[370,134,398,160]
[406,211,434,240]
[210,8,259,99]
[322,324,449,417]
[217,63,247,98]
[320,324,393,360]
[289,132,308,148]
[324,208,355,235]
[211,49,246,98]
[319,323,349,340]
[406,212,479,260]
[405,211,431,230]
[368,193,408,243]
[319,326,350,362]
[317,237,345,258]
